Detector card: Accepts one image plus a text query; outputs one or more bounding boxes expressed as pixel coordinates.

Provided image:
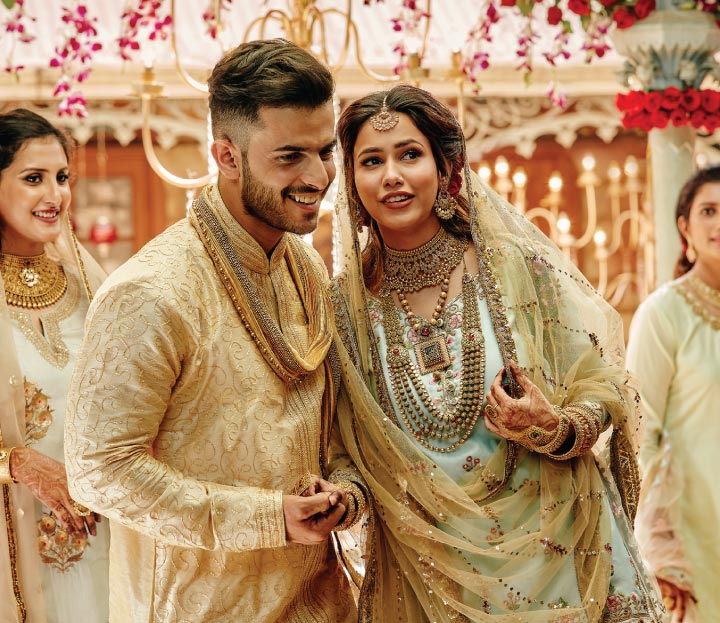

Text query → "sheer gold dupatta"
[331,166,646,622]
[0,212,104,622]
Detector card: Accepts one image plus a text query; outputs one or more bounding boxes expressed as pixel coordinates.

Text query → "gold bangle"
[0,448,16,485]
[329,477,367,531]
[550,403,601,460]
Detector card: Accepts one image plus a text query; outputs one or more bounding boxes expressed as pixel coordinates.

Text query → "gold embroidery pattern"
[10,271,80,369]
[23,380,53,445]
[36,513,87,572]
[675,275,720,331]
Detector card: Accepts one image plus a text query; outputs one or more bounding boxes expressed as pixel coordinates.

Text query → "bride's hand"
[10,447,98,537]
[483,360,557,438]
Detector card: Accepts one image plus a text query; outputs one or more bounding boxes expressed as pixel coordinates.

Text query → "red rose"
[633,0,655,20]
[644,90,663,112]
[690,110,707,129]
[500,0,517,5]
[620,90,646,113]
[638,111,655,132]
[612,6,635,28]
[681,88,701,112]
[616,92,641,113]
[700,89,720,112]
[568,0,591,15]
[447,168,463,198]
[669,109,687,127]
[650,109,670,129]
[705,115,720,133]
[661,86,682,110]
[547,5,563,24]
[615,92,629,112]
[598,0,616,6]
[621,111,644,129]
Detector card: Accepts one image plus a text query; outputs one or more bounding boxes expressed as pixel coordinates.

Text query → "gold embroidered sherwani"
[64,186,357,622]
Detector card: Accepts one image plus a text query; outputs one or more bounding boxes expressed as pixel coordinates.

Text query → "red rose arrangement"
[616,87,720,132]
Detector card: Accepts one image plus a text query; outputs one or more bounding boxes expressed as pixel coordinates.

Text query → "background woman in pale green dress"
[627,165,720,623]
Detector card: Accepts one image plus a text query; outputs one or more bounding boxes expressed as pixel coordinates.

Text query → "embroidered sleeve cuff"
[212,487,286,551]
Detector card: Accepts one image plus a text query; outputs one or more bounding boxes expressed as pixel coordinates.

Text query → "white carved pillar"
[612,10,720,285]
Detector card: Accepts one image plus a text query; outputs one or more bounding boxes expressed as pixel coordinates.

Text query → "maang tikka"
[369,94,399,132]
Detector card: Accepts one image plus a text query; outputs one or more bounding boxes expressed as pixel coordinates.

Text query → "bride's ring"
[484,404,499,420]
[71,501,92,517]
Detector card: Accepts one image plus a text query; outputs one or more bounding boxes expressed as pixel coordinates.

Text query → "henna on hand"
[486,361,558,434]
[10,447,97,537]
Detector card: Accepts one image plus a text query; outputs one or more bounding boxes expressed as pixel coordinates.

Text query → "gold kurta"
[64,187,356,622]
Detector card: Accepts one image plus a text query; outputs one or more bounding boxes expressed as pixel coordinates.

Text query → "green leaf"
[517,0,535,17]
[1,0,17,9]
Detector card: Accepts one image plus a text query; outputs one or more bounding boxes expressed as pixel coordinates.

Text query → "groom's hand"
[283,492,346,545]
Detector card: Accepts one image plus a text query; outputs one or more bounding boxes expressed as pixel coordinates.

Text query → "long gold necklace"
[1,253,67,309]
[381,272,486,453]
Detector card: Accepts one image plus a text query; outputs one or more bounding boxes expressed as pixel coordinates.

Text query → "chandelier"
[132,0,431,189]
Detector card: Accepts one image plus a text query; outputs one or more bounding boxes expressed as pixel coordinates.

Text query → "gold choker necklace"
[0,253,67,309]
[382,227,468,293]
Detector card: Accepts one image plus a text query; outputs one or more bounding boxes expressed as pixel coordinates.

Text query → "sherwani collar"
[209,184,288,276]
[189,185,333,383]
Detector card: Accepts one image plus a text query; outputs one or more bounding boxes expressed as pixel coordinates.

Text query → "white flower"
[678,59,699,83]
[635,63,654,85]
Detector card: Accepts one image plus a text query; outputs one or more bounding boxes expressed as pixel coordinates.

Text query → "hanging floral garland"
[1,0,718,119]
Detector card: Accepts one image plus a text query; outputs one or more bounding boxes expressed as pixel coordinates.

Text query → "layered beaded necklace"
[380,230,485,453]
[0,253,67,309]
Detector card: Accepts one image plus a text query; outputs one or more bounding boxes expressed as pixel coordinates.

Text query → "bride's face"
[352,112,441,247]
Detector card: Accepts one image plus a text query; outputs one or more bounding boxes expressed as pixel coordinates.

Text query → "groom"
[65,39,365,622]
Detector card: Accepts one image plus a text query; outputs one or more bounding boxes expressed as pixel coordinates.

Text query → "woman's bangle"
[549,403,602,460]
[0,447,16,485]
[330,478,367,532]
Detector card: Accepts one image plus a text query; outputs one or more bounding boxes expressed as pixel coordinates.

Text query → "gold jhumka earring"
[434,177,458,220]
[368,94,399,132]
[686,235,697,263]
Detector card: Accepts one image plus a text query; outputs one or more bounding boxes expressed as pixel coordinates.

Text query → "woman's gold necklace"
[381,271,486,453]
[0,252,67,309]
[383,226,468,293]
[689,273,720,305]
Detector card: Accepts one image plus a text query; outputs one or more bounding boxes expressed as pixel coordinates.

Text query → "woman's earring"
[355,202,368,232]
[686,236,697,263]
[434,177,457,220]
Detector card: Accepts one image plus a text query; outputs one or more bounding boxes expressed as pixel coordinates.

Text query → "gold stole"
[189,191,333,383]
[189,189,337,471]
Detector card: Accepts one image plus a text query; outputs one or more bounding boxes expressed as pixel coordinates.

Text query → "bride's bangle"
[0,447,16,485]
